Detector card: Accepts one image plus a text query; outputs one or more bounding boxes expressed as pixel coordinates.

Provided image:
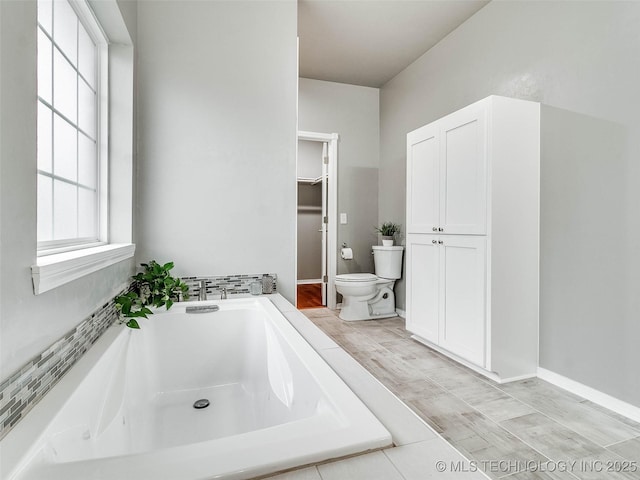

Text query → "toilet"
[335,246,404,321]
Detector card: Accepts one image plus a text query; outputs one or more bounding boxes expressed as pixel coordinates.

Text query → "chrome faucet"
[198,280,207,301]
[220,287,227,300]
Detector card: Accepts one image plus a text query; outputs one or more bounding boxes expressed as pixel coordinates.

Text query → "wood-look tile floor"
[302,308,640,480]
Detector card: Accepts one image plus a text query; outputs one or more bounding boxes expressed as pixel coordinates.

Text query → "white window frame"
[32,0,135,295]
[36,0,108,256]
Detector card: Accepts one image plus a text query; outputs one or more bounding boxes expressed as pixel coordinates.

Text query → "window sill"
[31,243,135,295]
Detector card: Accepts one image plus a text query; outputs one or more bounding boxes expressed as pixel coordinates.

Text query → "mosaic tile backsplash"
[0,292,123,441]
[182,273,278,299]
[0,273,278,442]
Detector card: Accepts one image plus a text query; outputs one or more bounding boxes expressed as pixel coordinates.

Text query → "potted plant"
[115,260,189,329]
[375,222,401,246]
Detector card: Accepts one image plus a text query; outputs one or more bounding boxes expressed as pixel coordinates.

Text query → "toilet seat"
[336,273,377,283]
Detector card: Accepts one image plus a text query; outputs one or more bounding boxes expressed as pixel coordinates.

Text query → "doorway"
[296,131,338,310]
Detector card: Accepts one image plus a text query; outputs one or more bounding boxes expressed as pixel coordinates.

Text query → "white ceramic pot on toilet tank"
[335,246,404,321]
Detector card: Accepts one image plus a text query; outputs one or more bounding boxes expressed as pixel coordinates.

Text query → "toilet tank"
[372,246,404,279]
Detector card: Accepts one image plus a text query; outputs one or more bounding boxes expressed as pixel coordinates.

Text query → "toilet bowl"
[335,246,404,321]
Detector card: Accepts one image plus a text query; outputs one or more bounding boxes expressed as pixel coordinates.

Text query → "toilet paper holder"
[340,244,354,260]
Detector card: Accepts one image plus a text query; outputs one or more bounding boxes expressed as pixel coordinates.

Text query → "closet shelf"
[297,175,324,185]
[297,205,322,212]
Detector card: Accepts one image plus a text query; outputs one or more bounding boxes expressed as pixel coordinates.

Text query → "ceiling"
[298,0,489,88]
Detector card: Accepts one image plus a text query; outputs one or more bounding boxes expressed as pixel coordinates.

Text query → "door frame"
[297,130,339,310]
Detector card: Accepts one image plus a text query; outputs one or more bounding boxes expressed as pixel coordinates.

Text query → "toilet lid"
[336,273,378,283]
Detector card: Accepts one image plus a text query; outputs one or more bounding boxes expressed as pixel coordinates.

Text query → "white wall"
[298,78,379,275]
[135,1,298,302]
[298,139,323,179]
[0,0,136,381]
[380,1,640,407]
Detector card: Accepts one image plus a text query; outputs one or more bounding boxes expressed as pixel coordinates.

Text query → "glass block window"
[37,0,105,251]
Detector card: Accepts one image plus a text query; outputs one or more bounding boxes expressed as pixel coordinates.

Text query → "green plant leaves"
[116,260,189,329]
[375,222,401,236]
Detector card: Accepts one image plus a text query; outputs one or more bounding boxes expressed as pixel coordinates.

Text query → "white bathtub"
[1,296,391,480]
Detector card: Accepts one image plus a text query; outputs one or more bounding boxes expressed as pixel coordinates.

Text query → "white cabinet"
[406,234,486,366]
[406,235,440,344]
[407,102,486,235]
[407,124,439,233]
[439,235,486,366]
[406,96,540,383]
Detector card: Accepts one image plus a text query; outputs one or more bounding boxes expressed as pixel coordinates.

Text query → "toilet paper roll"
[341,248,353,260]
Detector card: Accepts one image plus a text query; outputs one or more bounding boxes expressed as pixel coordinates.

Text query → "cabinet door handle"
[438,227,444,232]
[438,240,444,245]
[432,239,437,244]
[432,227,438,232]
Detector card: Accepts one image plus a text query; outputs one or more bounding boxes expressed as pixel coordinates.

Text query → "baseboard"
[297,279,322,285]
[395,308,406,318]
[537,367,640,423]
[500,372,539,383]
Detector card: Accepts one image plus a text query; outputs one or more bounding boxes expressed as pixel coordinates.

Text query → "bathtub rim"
[1,294,393,480]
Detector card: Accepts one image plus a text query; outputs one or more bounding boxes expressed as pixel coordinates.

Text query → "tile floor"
[264,299,487,480]
[270,307,640,480]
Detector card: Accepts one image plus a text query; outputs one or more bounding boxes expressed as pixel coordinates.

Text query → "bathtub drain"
[193,398,210,409]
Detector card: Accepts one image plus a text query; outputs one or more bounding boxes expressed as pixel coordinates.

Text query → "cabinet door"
[407,124,439,233]
[439,103,487,234]
[439,235,486,366]
[405,234,440,343]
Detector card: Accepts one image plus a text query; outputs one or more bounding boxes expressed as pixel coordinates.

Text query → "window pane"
[53,180,77,240]
[38,0,53,34]
[37,29,52,104]
[37,175,53,241]
[78,26,95,88]
[78,80,96,139]
[37,0,105,250]
[53,49,77,123]
[78,187,96,238]
[38,103,53,173]
[78,134,96,188]
[53,0,77,67]
[53,114,77,181]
